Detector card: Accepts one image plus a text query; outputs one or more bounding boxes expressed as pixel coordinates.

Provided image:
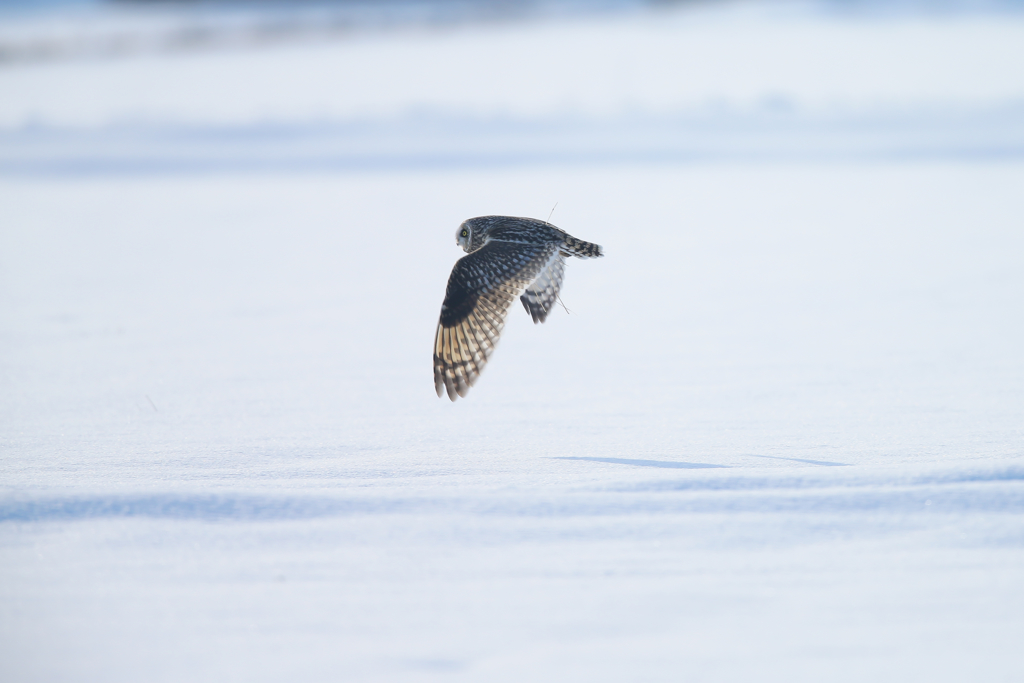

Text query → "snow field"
[2,162,1024,681]
[2,2,1024,680]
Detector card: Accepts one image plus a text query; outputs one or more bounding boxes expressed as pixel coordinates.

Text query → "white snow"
[2,2,1023,681]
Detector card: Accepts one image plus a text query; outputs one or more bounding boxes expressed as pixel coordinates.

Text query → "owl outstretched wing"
[434,240,559,401]
[520,250,567,324]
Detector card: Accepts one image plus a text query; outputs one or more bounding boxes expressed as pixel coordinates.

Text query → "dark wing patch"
[434,240,557,401]
[520,249,566,324]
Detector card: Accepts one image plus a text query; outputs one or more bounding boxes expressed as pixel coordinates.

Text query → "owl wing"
[434,240,559,400]
[520,250,567,324]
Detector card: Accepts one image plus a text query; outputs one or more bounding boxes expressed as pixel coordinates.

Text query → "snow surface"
[2,2,1024,682]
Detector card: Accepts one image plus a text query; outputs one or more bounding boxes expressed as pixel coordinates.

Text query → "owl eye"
[461,229,468,237]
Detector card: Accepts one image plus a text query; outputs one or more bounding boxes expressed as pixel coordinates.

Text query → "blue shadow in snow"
[5,468,1021,523]
[0,494,421,523]
[553,456,727,469]
[743,454,850,467]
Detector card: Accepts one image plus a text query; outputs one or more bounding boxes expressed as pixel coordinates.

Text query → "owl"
[433,215,604,401]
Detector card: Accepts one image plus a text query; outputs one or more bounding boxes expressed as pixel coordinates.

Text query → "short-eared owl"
[434,215,604,401]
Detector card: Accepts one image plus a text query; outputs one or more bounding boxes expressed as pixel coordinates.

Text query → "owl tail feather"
[562,236,603,259]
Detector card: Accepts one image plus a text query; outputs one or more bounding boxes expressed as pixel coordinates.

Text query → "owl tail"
[562,236,603,259]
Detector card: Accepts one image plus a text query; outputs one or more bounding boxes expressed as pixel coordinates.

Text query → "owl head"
[455,218,491,253]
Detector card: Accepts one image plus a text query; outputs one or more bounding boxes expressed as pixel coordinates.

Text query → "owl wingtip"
[444,375,459,401]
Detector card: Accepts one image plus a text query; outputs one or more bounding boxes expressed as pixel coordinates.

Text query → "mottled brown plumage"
[434,215,603,401]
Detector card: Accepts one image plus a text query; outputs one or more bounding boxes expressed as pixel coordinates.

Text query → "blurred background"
[2,0,1023,173]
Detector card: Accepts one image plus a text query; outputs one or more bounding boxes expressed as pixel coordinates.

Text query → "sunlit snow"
[2,1,1023,681]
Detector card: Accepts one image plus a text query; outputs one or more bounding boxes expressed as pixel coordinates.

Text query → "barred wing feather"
[434,240,558,401]
[520,249,566,324]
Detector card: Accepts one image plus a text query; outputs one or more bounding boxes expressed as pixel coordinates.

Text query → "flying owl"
[433,215,604,401]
